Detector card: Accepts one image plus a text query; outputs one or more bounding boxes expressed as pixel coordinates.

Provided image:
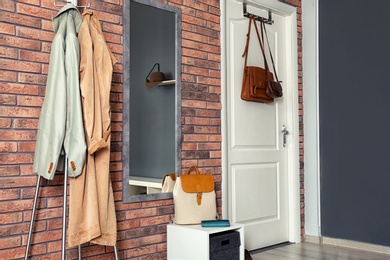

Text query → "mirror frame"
[122,0,182,203]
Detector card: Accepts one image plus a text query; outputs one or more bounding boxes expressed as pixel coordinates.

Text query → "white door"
[225,0,292,251]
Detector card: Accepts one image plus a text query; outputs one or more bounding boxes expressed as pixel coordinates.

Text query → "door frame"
[301,0,321,237]
[221,0,301,244]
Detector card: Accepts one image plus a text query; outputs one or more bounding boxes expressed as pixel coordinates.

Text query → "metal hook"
[243,3,273,25]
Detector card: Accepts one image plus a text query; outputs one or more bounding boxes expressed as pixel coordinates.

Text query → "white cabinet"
[167,223,245,260]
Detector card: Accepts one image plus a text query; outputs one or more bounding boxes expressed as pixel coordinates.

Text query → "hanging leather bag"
[173,166,217,224]
[241,15,273,103]
[241,16,282,102]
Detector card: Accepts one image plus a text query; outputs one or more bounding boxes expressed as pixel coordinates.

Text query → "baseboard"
[304,235,322,244]
[304,235,390,255]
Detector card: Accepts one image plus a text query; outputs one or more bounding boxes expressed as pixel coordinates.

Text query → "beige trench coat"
[67,9,117,247]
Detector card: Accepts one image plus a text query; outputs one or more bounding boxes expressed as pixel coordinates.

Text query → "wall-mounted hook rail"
[243,3,273,25]
[54,0,90,8]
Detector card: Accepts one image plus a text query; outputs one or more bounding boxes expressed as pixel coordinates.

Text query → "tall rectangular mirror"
[123,0,182,203]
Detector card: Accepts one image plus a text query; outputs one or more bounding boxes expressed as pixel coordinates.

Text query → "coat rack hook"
[242,3,273,25]
[54,0,91,8]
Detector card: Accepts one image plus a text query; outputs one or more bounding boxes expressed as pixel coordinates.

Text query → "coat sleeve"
[78,14,95,149]
[63,12,86,178]
[85,13,117,155]
[33,33,67,181]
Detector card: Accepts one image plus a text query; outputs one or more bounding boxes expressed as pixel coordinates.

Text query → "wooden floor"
[250,242,390,260]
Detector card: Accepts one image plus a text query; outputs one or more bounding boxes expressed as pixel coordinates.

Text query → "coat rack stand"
[24,156,119,260]
[25,1,119,259]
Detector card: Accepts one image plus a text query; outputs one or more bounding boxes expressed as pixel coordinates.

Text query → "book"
[201,219,231,227]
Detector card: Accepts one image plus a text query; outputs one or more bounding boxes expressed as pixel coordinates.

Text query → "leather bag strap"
[242,15,253,67]
[260,19,280,82]
[243,15,270,77]
[185,165,201,175]
[252,16,270,77]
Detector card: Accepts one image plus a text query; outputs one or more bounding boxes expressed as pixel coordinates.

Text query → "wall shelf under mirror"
[158,80,176,86]
[128,176,162,195]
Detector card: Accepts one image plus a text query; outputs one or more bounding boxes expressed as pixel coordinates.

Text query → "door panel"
[232,164,278,222]
[226,0,289,250]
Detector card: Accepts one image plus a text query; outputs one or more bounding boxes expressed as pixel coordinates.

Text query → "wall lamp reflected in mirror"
[145,63,176,88]
[145,63,165,87]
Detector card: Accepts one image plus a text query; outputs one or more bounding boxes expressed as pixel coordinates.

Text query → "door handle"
[281,125,289,148]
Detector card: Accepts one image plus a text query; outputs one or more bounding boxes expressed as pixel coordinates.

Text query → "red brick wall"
[0,0,302,259]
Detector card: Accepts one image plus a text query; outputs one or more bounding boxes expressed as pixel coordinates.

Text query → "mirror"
[123,0,182,202]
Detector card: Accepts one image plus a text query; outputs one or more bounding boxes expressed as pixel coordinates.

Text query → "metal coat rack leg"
[24,156,119,260]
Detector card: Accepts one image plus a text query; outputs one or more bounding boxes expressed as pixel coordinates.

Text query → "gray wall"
[130,1,175,179]
[319,0,390,246]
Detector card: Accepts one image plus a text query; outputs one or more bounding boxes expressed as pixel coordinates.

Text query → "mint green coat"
[33,4,86,180]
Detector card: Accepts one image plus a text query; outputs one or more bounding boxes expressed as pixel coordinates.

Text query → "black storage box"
[209,230,241,260]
